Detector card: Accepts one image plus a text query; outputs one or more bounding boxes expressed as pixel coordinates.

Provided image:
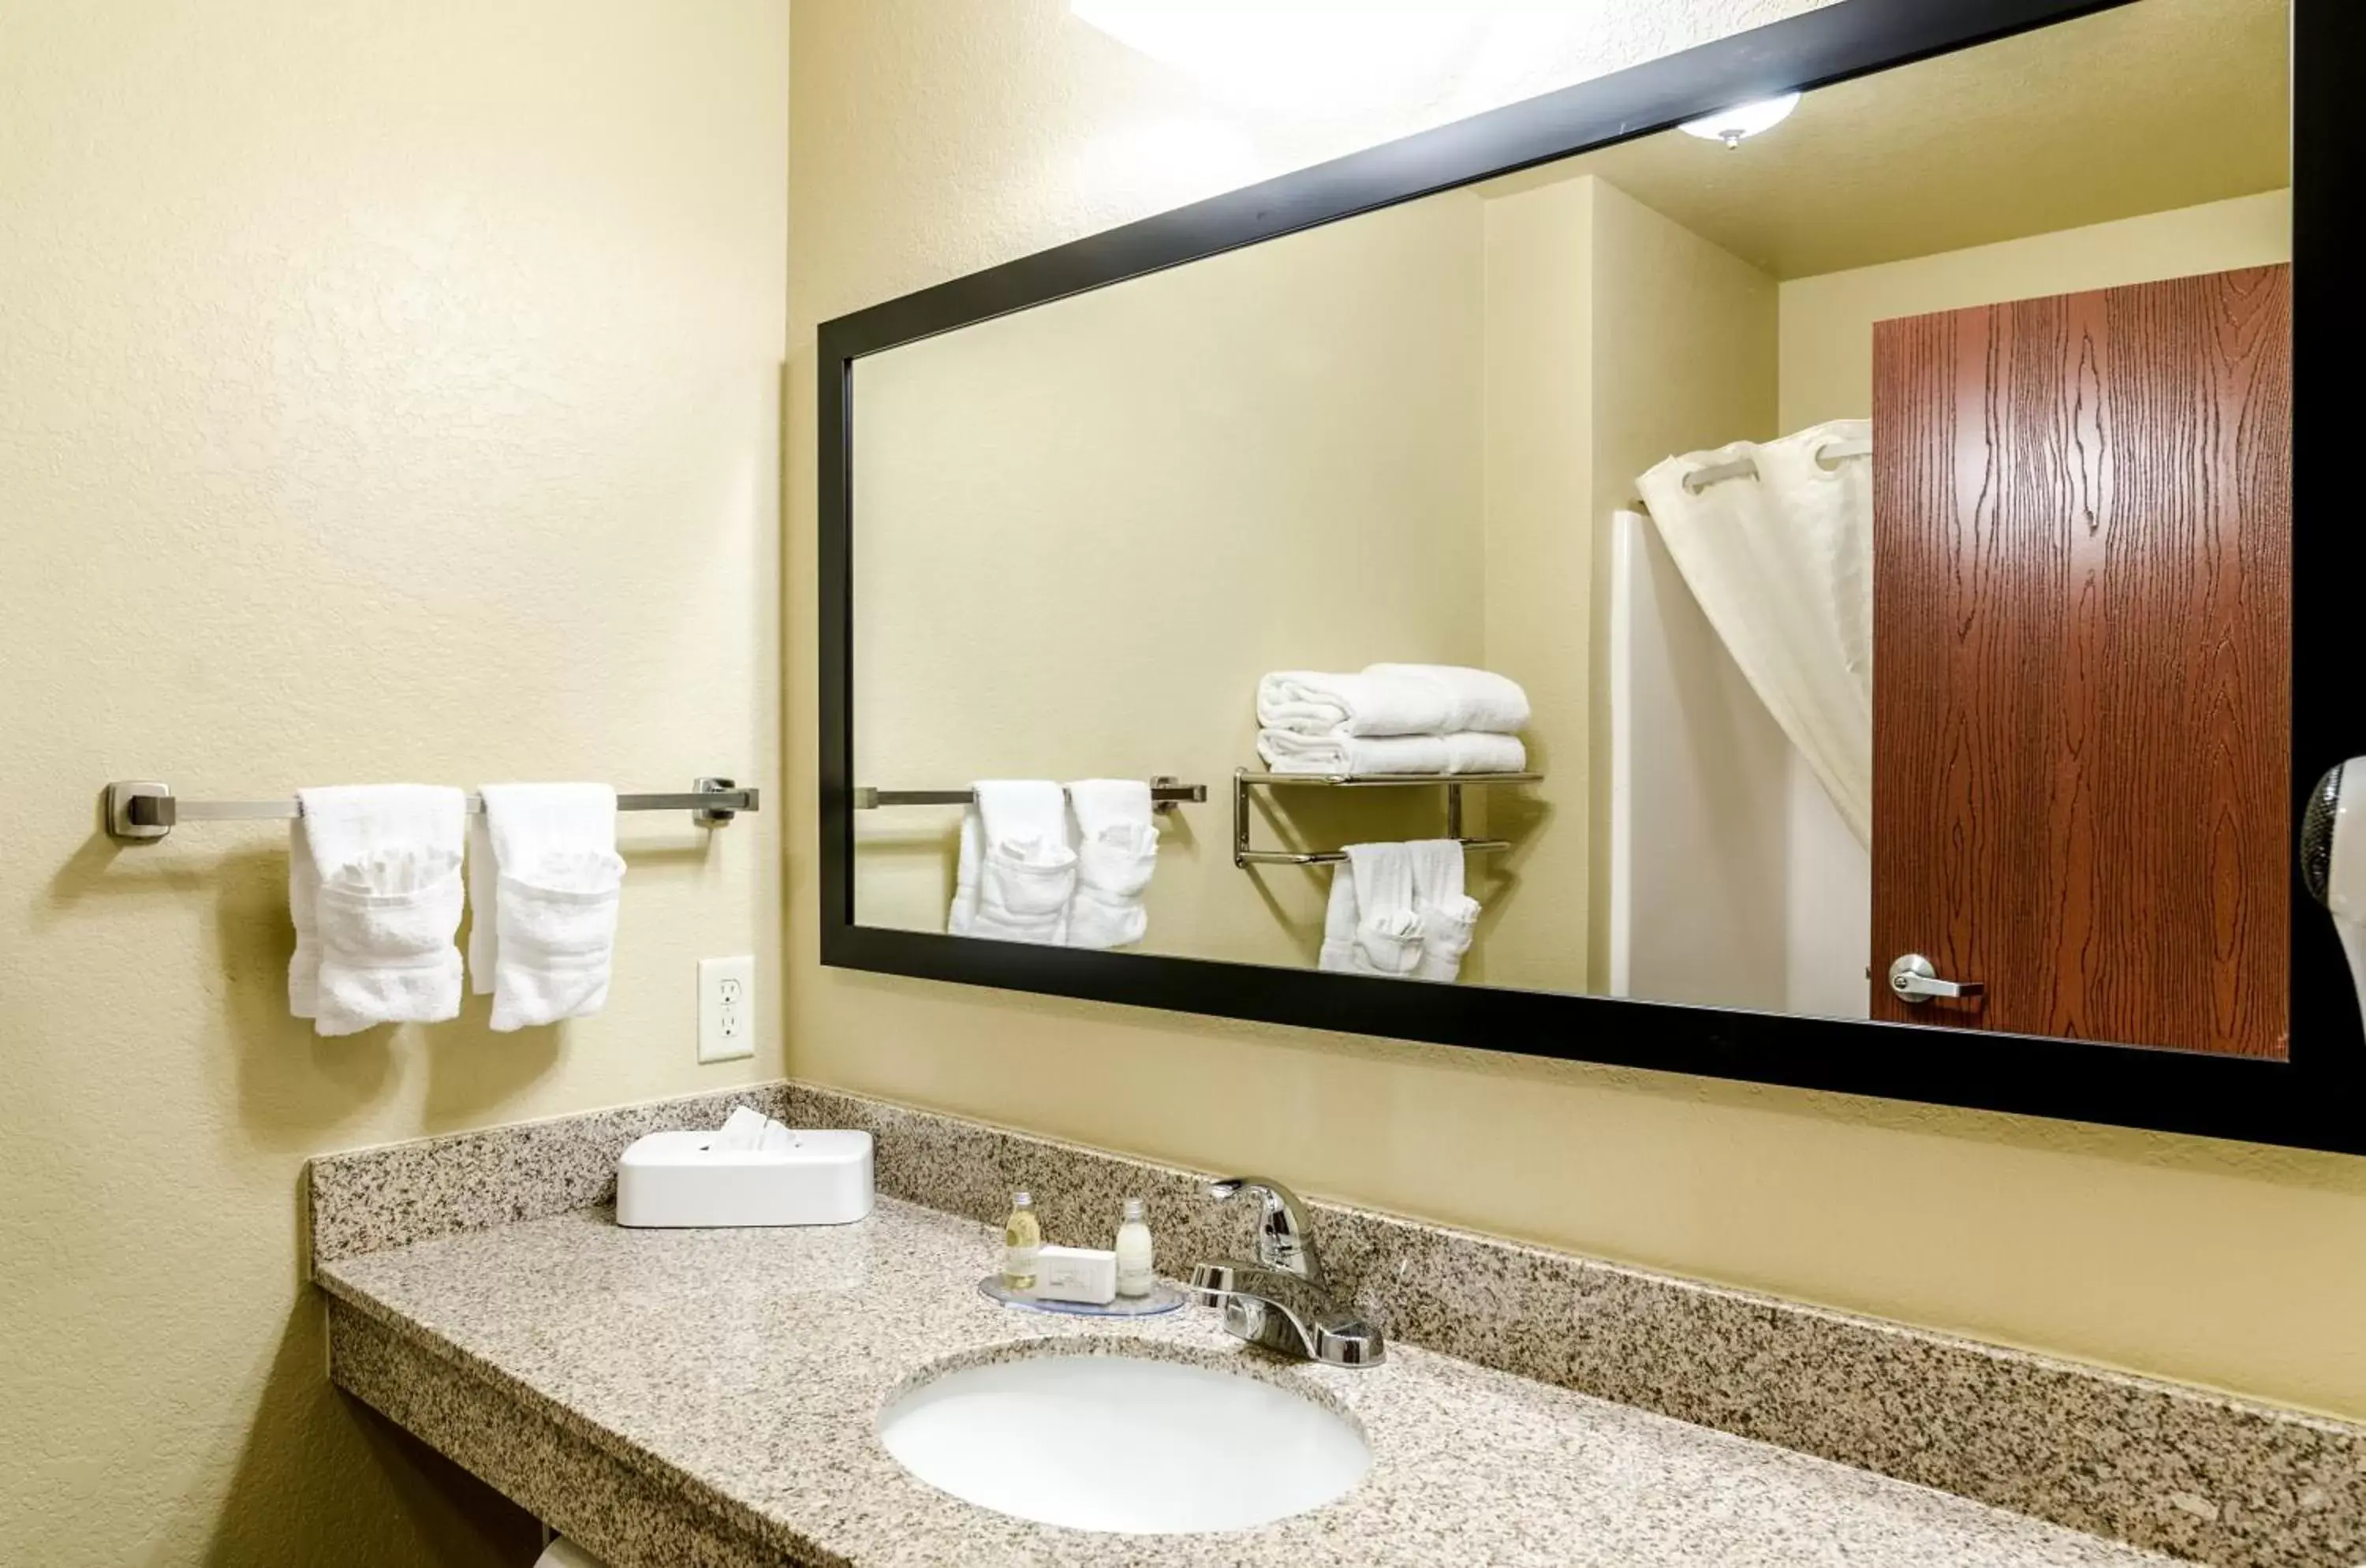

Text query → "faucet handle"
[1206,1176,1325,1286]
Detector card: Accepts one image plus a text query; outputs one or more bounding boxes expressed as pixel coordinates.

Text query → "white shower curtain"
[1633,419,1872,848]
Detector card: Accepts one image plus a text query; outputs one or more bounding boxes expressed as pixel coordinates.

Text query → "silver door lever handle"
[1888,954,1985,1002]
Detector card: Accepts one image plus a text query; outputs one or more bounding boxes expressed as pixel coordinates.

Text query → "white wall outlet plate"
[698,955,755,1063]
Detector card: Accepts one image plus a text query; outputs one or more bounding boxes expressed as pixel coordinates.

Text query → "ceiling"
[1476,0,2289,280]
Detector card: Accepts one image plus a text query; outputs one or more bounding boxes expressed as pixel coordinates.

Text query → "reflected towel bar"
[853,777,1204,815]
[104,777,759,843]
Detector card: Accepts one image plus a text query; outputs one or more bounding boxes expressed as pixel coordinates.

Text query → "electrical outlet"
[698,955,755,1063]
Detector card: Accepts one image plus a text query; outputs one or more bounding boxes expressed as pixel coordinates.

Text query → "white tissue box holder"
[614,1129,874,1228]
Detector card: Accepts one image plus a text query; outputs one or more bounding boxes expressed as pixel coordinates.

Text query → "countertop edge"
[321,1264,832,1567]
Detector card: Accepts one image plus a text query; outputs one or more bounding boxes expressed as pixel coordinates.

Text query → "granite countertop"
[316,1195,2170,1568]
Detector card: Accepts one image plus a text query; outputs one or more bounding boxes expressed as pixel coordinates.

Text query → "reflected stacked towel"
[1256,663,1529,776]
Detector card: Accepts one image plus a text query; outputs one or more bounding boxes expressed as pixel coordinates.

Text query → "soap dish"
[976,1275,1187,1318]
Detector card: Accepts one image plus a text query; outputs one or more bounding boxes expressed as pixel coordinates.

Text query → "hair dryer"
[2302,760,2366,1018]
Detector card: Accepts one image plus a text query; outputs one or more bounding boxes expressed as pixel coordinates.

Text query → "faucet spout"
[1190,1178,1383,1367]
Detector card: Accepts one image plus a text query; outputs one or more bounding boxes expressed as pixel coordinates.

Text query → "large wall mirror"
[822,0,2362,1151]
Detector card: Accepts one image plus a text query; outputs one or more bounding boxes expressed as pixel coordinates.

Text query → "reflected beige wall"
[0,3,788,1562]
[850,195,1487,963]
[790,0,2366,1427]
[1780,189,2293,430]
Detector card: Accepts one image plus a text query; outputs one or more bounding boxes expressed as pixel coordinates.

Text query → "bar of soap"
[1032,1245,1118,1305]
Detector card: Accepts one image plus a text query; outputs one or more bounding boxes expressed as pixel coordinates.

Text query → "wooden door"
[1868,264,2291,1056]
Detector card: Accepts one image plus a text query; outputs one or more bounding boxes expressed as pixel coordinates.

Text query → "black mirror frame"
[819,0,2366,1154]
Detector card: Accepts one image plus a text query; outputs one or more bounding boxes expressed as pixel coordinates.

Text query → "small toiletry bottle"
[1002,1191,1042,1292]
[1114,1197,1154,1297]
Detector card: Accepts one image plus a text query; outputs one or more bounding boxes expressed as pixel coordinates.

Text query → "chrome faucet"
[1187,1177,1384,1367]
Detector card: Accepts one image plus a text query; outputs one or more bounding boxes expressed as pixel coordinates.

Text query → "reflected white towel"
[1065,778,1158,950]
[1362,664,1530,736]
[291,786,468,1034]
[1408,838,1480,983]
[1258,665,1530,737]
[469,784,622,1031]
[1345,843,1424,976]
[1257,729,1528,777]
[1319,856,1362,973]
[953,781,1075,945]
[1260,670,1450,738]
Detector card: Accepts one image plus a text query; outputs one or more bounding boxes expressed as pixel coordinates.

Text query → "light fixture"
[1677,91,1802,149]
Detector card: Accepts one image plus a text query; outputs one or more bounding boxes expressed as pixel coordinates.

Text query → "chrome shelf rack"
[1232,767,1542,868]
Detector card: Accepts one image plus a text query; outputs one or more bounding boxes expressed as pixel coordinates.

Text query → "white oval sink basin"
[877,1350,1370,1534]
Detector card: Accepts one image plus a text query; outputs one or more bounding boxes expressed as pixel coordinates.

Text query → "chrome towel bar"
[104,777,758,842]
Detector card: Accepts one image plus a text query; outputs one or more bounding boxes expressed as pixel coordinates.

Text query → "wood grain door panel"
[1869,265,2291,1056]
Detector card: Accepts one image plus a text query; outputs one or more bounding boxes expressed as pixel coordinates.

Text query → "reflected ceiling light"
[1677,91,1802,148]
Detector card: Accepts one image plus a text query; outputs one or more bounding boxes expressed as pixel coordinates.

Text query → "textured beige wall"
[1779,189,2293,431]
[849,192,1487,961]
[0,3,789,1563]
[789,0,2366,1428]
[1582,177,1782,992]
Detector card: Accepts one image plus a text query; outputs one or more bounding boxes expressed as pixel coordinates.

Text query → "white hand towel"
[1257,729,1528,777]
[1345,843,1424,976]
[314,846,467,1036]
[964,781,1075,945]
[471,784,623,1032]
[1362,664,1531,735]
[1065,778,1159,950]
[949,808,984,935]
[490,850,626,1031]
[1407,838,1480,983]
[291,786,468,1032]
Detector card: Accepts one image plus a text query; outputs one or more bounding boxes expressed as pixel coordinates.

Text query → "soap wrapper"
[1032,1245,1118,1305]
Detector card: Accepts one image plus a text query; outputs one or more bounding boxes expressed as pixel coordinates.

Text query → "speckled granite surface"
[322,1199,2170,1568]
[308,1081,2366,1566]
[309,1084,796,1264]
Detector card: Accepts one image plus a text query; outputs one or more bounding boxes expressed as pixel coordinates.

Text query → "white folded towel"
[1260,670,1452,739]
[1256,729,1528,778]
[291,786,468,1036]
[1407,838,1480,983]
[1258,664,1530,738]
[950,781,1076,945]
[469,784,623,1032]
[1065,778,1158,950]
[1363,664,1530,735]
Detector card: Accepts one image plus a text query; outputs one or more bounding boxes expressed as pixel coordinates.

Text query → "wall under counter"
[788,0,2366,1432]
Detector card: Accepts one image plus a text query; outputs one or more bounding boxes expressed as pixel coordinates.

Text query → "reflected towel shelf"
[1233,767,1539,869]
